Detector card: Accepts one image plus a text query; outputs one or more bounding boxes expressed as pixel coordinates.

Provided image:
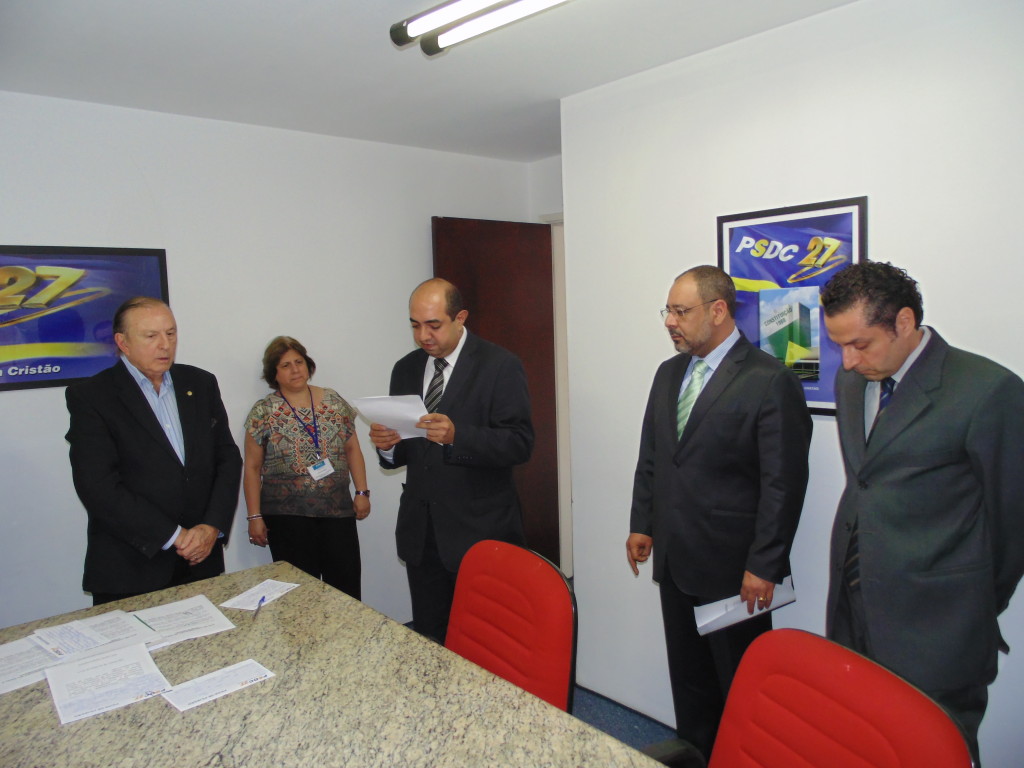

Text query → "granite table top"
[0,561,659,768]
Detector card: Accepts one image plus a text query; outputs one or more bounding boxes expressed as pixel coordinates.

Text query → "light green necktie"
[677,360,709,438]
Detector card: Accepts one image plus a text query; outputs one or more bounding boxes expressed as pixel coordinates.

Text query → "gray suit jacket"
[630,334,812,599]
[827,329,1024,690]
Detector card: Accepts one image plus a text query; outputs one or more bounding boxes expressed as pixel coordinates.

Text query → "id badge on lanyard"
[281,387,336,481]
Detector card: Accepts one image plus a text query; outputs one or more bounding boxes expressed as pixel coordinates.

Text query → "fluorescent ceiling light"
[391,0,504,46]
[392,0,574,54]
[409,0,501,38]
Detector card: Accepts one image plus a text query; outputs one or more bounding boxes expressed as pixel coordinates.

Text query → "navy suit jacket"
[66,361,242,594]
[630,334,812,599]
[383,332,534,572]
[827,329,1024,690]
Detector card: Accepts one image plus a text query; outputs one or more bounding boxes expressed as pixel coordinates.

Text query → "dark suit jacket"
[65,360,242,594]
[383,333,534,572]
[630,334,812,599]
[827,329,1024,691]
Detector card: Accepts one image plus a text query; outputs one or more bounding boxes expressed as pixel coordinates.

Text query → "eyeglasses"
[660,299,719,320]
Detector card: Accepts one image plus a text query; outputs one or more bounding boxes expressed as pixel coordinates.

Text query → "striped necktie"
[677,360,709,439]
[424,358,448,413]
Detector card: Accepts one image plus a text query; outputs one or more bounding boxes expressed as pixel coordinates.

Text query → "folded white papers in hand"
[694,576,796,636]
[350,395,428,440]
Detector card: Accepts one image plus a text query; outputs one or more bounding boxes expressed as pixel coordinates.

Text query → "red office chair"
[646,628,973,768]
[445,539,577,711]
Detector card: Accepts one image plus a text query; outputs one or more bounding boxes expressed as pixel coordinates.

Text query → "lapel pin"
[187,391,193,396]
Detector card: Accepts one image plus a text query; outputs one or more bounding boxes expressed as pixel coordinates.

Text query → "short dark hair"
[261,336,316,389]
[679,265,737,317]
[443,282,465,320]
[112,297,169,335]
[821,262,923,332]
[410,278,465,320]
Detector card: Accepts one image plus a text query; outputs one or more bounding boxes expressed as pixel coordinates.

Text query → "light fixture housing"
[391,0,573,55]
[390,0,503,47]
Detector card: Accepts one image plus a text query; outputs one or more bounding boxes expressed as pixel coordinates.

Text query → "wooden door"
[432,217,559,565]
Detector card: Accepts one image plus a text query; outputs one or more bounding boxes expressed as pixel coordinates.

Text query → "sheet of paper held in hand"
[130,595,235,651]
[44,643,172,724]
[220,580,300,611]
[350,395,428,440]
[694,576,796,636]
[162,659,275,711]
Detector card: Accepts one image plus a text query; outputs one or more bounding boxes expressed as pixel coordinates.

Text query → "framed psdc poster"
[0,245,168,392]
[717,197,866,415]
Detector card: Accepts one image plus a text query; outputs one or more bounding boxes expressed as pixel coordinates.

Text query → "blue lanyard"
[279,387,321,458]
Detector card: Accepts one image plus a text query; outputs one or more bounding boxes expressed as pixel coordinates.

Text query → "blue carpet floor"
[571,686,674,751]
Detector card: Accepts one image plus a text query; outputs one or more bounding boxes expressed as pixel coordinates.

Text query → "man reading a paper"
[626,266,811,761]
[369,279,533,644]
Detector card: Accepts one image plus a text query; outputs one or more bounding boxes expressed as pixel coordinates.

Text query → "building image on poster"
[0,246,167,392]
[718,198,866,414]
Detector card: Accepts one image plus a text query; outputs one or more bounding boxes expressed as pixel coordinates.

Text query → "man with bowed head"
[66,297,242,604]
[627,265,811,761]
[370,278,534,643]
[821,261,1024,765]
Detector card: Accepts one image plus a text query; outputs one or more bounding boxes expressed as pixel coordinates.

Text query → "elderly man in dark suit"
[822,262,1024,765]
[369,278,533,643]
[627,265,812,761]
[66,297,242,605]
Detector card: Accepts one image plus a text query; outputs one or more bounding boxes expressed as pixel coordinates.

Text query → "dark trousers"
[406,518,458,644]
[659,564,772,762]
[266,515,362,600]
[831,581,986,767]
[92,542,225,606]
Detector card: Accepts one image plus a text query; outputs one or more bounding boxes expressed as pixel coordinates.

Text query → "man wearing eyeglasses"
[627,265,812,761]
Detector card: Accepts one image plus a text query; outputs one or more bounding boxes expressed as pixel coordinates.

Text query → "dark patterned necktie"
[424,358,448,413]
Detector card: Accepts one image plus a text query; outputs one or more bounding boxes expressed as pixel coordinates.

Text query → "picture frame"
[717,197,867,414]
[0,245,168,392]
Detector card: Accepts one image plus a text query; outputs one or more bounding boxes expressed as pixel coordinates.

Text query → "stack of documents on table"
[0,594,237,723]
[0,609,162,695]
[0,585,292,724]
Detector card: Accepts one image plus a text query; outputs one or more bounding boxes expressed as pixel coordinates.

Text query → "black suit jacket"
[827,329,1024,690]
[66,360,242,594]
[383,333,534,572]
[630,334,812,599]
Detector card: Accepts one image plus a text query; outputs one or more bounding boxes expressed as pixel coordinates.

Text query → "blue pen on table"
[253,595,267,620]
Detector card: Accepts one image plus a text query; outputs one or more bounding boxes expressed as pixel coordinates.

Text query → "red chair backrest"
[710,629,973,768]
[445,539,577,710]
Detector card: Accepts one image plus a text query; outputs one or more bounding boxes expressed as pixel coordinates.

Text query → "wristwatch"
[355,490,370,497]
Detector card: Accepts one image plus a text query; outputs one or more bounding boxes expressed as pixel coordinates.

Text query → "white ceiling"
[0,0,856,162]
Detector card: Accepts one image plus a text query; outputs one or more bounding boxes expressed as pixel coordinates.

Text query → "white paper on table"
[30,611,162,661]
[219,580,300,611]
[694,576,796,637]
[130,595,235,651]
[30,620,108,659]
[350,395,428,440]
[162,659,274,711]
[0,637,60,695]
[44,643,172,724]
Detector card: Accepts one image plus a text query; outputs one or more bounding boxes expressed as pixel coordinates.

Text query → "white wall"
[0,91,555,630]
[562,0,1024,764]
